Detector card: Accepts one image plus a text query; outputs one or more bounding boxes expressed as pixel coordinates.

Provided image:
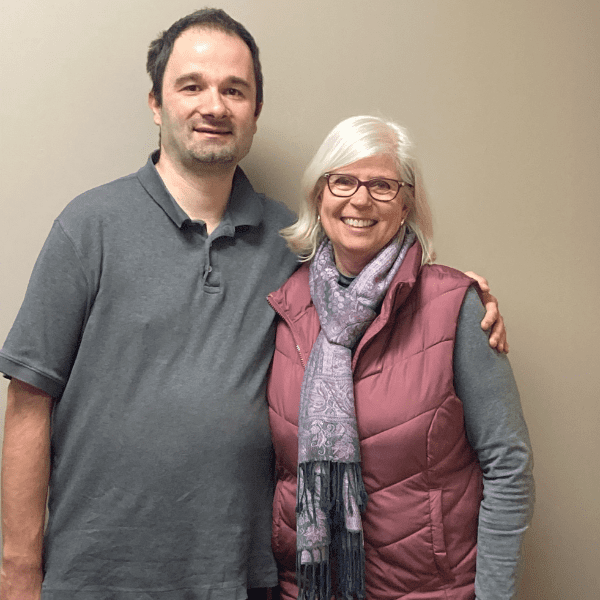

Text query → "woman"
[267,116,534,600]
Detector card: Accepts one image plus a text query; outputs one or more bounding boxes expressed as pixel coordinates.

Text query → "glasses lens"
[367,178,398,200]
[328,174,358,196]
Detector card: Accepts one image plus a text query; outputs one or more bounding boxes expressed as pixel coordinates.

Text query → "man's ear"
[254,102,263,120]
[148,91,162,127]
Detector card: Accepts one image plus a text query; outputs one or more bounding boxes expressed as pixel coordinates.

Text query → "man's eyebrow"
[172,73,252,89]
[225,76,252,89]
[173,72,204,86]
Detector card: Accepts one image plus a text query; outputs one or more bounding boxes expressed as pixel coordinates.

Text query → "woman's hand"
[464,271,508,353]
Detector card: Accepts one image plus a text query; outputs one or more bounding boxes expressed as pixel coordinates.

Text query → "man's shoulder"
[57,169,149,230]
[81,171,141,196]
[67,171,143,211]
[226,166,296,231]
[259,194,296,228]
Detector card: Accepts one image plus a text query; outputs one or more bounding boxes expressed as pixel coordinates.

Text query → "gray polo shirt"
[0,154,299,599]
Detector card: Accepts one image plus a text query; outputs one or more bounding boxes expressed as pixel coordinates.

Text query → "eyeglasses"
[324,173,412,202]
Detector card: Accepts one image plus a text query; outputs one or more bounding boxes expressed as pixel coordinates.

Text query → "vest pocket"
[428,488,453,578]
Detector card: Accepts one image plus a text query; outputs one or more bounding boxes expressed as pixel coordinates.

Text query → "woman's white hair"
[281,115,435,265]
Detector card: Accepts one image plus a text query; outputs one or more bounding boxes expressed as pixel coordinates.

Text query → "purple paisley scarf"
[297,229,416,599]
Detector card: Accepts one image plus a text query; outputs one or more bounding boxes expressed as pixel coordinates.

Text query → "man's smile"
[193,126,232,135]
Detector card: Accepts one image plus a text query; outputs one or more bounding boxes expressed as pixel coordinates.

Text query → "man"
[0,8,505,600]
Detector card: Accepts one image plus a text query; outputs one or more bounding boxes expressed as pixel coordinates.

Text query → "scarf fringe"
[297,556,330,600]
[297,462,367,600]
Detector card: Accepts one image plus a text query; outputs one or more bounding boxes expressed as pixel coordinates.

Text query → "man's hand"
[464,271,509,354]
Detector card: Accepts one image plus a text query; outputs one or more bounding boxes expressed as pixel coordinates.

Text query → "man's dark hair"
[147,8,263,116]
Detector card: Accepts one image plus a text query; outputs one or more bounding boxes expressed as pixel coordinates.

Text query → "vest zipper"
[295,345,306,368]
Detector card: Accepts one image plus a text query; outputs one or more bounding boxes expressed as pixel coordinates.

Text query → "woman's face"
[318,154,409,276]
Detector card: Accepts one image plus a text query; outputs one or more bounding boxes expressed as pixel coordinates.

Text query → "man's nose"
[200,88,228,119]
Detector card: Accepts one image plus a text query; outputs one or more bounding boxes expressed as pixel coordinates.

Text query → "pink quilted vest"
[267,241,483,600]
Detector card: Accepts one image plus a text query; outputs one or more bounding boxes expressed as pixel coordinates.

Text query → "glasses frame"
[323,173,413,202]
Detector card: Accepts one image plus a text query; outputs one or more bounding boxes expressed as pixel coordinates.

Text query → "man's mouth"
[193,126,232,135]
[341,217,376,228]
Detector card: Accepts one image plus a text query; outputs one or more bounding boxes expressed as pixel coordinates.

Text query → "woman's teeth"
[342,218,375,228]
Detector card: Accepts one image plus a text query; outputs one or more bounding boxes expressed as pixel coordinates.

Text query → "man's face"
[149,27,261,171]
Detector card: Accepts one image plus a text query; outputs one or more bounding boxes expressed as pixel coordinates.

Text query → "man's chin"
[190,149,237,165]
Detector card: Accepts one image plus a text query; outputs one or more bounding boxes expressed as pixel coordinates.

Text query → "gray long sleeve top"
[454,287,534,600]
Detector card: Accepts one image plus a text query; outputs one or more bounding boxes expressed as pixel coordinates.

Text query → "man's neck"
[155,153,237,234]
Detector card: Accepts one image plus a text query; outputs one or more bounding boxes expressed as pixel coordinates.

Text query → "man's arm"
[454,288,534,599]
[1,378,53,600]
[465,271,508,353]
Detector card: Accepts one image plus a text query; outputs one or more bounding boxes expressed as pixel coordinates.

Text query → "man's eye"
[183,85,200,92]
[225,88,243,96]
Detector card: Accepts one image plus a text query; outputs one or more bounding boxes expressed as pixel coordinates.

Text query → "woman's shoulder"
[421,262,472,279]
[270,262,312,317]
[279,261,310,291]
[417,263,475,295]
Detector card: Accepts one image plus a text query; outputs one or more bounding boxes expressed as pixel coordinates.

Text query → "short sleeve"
[0,220,93,397]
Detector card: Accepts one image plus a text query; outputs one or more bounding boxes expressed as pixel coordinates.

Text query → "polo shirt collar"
[136,151,264,231]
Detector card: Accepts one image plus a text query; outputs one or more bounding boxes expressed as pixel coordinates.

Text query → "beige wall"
[1,1,599,597]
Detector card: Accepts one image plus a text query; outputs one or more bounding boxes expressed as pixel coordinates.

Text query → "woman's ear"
[315,188,324,217]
